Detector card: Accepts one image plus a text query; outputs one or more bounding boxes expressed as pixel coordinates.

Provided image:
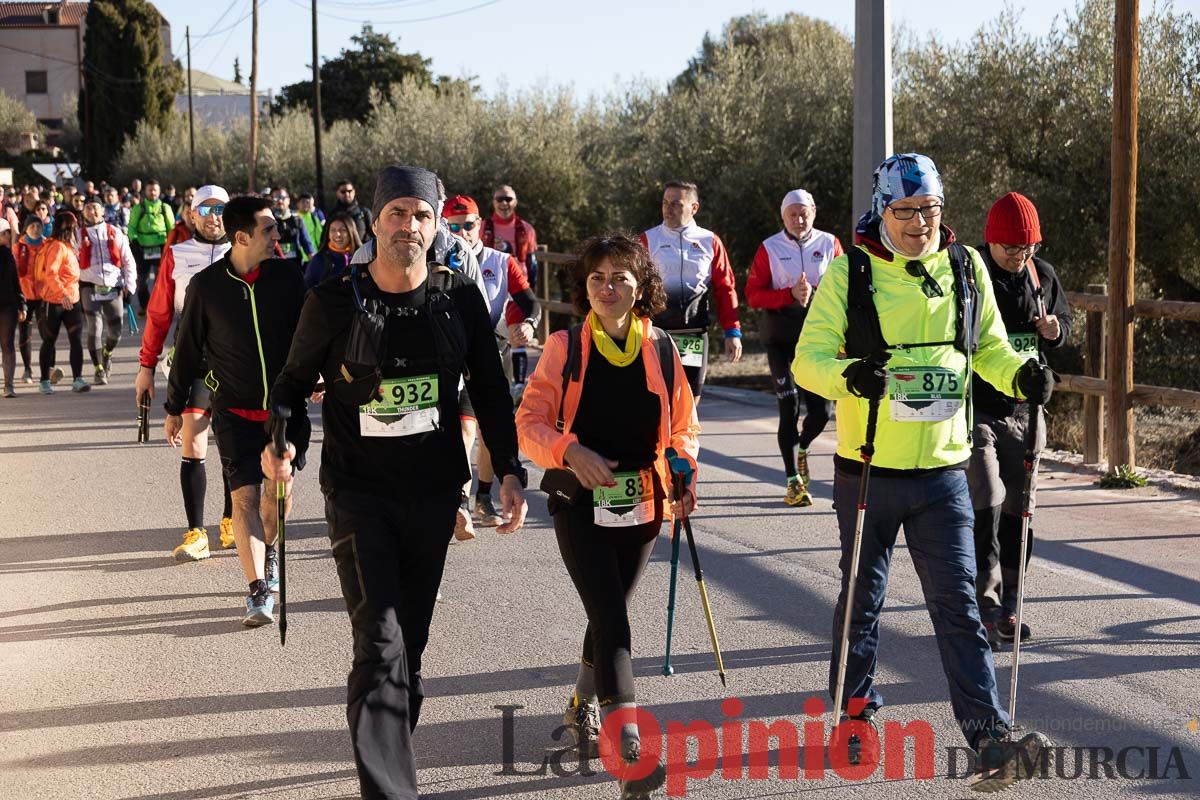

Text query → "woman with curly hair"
[516,233,700,799]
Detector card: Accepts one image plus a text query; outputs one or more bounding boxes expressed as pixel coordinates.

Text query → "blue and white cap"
[869,153,943,221]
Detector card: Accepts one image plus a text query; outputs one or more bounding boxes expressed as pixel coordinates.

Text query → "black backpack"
[555,322,677,432]
[844,242,981,359]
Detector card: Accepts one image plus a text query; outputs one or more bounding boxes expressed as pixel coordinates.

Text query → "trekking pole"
[126,302,140,335]
[271,406,291,646]
[662,516,682,676]
[668,456,727,688]
[137,393,150,443]
[830,395,881,732]
[1007,400,1040,732]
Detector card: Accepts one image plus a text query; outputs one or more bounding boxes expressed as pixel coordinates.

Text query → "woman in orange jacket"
[516,234,699,798]
[33,210,88,393]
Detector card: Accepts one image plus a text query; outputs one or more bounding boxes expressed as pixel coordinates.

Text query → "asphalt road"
[1,340,1198,800]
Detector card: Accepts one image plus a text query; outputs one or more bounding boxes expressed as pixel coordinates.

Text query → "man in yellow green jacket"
[792,153,1055,791]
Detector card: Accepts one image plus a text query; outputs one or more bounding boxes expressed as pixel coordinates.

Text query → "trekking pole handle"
[272,406,291,459]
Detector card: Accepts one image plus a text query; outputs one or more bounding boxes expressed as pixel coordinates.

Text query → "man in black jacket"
[968,192,1071,650]
[262,166,527,800]
[165,195,310,628]
[333,179,373,243]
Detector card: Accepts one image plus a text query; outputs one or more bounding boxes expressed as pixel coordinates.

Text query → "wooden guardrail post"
[1083,283,1107,464]
[537,244,550,344]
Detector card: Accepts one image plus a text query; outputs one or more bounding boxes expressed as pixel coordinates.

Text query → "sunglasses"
[272,195,289,202]
[493,196,515,203]
[447,220,477,233]
[196,204,225,217]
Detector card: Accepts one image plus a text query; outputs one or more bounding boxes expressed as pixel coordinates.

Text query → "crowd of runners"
[0,153,1070,798]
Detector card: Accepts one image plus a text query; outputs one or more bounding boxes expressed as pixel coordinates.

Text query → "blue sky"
[156,0,1199,98]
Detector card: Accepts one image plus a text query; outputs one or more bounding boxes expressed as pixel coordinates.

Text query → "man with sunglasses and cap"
[262,165,527,800]
[968,192,1070,651]
[137,185,239,562]
[443,193,542,527]
[792,154,1056,791]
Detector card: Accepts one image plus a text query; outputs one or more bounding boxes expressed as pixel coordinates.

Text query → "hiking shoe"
[453,505,476,541]
[796,450,811,485]
[618,739,666,799]
[983,622,1002,652]
[560,694,600,758]
[219,517,236,549]
[39,379,52,395]
[970,730,1053,792]
[473,494,506,527]
[784,478,813,507]
[93,366,108,385]
[839,709,880,767]
[997,613,1031,643]
[243,591,275,627]
[49,367,64,385]
[264,545,279,591]
[20,369,33,384]
[71,377,91,393]
[173,528,210,562]
[2,384,14,398]
[102,349,113,374]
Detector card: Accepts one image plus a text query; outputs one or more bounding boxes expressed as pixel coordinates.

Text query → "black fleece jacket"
[269,265,524,498]
[971,245,1071,419]
[166,257,307,416]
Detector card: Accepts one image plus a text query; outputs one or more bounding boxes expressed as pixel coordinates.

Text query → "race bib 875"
[888,366,963,423]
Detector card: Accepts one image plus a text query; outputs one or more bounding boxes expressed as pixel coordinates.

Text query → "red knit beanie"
[985,192,1042,245]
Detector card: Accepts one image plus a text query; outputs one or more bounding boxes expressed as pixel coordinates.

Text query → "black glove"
[1014,359,1054,405]
[842,356,888,400]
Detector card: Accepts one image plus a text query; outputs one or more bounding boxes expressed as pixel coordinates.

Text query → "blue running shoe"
[264,545,279,591]
[243,591,275,627]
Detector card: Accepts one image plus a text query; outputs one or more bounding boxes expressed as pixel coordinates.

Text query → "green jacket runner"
[792,227,1029,471]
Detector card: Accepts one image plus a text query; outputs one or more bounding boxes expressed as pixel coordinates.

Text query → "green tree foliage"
[0,88,40,151]
[272,25,471,125]
[79,0,181,177]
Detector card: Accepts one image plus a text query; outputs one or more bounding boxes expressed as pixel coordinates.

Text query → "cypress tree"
[79,0,181,177]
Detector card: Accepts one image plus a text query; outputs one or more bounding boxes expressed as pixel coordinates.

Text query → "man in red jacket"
[745,189,843,506]
[482,184,539,391]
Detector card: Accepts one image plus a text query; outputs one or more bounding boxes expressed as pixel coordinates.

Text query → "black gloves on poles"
[1015,359,1055,405]
[842,355,888,400]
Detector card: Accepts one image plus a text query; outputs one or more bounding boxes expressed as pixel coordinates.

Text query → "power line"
[289,0,503,26]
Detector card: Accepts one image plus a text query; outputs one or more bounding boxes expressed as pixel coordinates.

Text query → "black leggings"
[554,501,661,706]
[18,300,40,372]
[766,340,832,478]
[0,305,17,386]
[39,302,84,382]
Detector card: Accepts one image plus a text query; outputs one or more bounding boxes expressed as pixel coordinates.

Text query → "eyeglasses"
[196,204,225,217]
[447,220,477,233]
[494,196,515,203]
[272,195,288,202]
[888,203,943,221]
[1001,243,1041,257]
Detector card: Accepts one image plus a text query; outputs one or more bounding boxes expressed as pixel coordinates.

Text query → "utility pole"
[311,0,325,211]
[186,26,195,171]
[851,0,892,228]
[1107,0,1139,469]
[249,0,259,192]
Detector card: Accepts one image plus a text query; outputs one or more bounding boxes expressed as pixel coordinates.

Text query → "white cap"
[780,189,815,215]
[192,185,229,209]
[0,219,9,234]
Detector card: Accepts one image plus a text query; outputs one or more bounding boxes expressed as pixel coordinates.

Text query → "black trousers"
[765,340,832,477]
[326,486,460,800]
[38,302,84,381]
[553,501,660,706]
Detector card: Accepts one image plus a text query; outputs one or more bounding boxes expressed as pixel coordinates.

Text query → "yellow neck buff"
[588,311,643,367]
